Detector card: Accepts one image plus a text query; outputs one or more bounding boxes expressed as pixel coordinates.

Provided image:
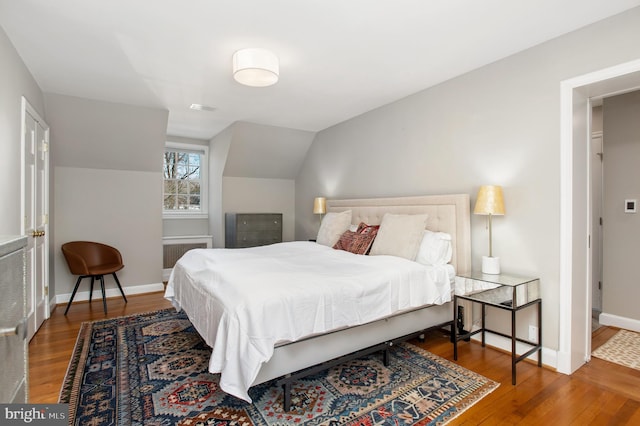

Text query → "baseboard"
[599,312,640,332]
[470,332,557,370]
[54,282,165,305]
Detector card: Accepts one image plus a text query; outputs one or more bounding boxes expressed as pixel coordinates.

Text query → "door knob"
[0,319,27,340]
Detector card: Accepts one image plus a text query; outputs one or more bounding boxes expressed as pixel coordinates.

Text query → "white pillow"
[369,213,428,260]
[316,210,352,247]
[415,230,453,265]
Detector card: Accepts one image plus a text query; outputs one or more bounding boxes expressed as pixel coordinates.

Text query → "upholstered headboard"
[326,194,471,274]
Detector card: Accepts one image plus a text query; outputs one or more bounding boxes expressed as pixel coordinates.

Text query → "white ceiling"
[2,0,640,140]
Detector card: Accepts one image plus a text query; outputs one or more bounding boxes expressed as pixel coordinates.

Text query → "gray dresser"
[0,236,28,403]
[225,213,283,248]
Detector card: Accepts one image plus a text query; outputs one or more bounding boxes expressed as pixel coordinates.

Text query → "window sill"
[163,213,209,220]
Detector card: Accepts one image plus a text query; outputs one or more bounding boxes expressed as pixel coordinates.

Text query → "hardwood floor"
[29,292,640,424]
[28,291,173,403]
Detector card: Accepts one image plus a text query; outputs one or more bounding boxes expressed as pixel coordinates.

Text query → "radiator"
[162,236,212,280]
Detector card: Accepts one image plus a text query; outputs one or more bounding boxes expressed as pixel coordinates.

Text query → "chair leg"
[99,275,107,314]
[64,276,84,315]
[89,276,95,303]
[112,272,128,303]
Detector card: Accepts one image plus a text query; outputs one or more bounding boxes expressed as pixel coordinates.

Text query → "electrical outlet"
[529,325,538,343]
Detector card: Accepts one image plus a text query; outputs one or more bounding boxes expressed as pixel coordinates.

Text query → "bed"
[165,194,471,406]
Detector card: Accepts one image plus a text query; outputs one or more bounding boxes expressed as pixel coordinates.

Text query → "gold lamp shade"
[474,185,505,216]
[313,197,326,215]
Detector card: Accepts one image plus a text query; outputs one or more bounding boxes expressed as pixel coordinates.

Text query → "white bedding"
[164,241,453,402]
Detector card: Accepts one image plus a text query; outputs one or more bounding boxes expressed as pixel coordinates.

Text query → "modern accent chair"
[61,241,128,315]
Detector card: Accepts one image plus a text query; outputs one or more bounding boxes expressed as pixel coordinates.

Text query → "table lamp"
[313,197,326,222]
[474,185,505,274]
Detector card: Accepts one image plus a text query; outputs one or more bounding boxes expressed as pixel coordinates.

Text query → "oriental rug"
[592,329,640,371]
[60,308,498,425]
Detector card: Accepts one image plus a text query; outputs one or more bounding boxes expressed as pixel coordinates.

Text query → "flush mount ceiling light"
[189,104,216,111]
[232,48,279,87]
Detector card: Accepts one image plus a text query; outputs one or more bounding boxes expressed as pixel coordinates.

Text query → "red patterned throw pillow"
[333,222,380,255]
[333,230,357,251]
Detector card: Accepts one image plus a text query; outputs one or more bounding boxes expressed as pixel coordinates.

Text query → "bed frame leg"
[282,381,292,412]
[383,342,392,366]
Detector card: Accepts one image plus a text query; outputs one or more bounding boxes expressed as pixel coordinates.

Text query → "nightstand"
[453,272,541,385]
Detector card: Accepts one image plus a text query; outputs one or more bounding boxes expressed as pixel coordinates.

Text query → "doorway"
[560,59,640,375]
[21,97,50,341]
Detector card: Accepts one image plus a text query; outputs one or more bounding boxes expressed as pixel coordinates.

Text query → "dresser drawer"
[225,213,283,248]
[235,214,281,231]
[235,231,282,248]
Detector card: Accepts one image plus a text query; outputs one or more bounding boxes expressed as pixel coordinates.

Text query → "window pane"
[164,195,176,210]
[164,180,176,194]
[188,167,200,179]
[177,180,188,195]
[189,196,201,209]
[177,195,188,209]
[163,151,175,165]
[163,152,176,178]
[188,153,200,166]
[177,165,188,178]
[189,181,200,195]
[176,153,188,165]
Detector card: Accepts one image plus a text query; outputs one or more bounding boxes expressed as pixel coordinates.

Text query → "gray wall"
[223,177,296,243]
[592,106,603,133]
[0,26,53,296]
[46,93,168,297]
[209,127,233,248]
[602,91,640,321]
[0,26,45,235]
[296,7,640,353]
[208,122,313,247]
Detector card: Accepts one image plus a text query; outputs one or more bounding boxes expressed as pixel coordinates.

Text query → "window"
[163,142,208,218]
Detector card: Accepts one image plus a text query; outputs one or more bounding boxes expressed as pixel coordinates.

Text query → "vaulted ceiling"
[2,0,639,140]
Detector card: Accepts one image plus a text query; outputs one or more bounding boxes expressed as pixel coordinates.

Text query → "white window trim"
[163,141,209,219]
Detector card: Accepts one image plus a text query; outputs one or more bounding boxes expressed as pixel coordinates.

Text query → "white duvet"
[164,241,452,402]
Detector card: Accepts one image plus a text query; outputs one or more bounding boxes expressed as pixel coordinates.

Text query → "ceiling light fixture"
[189,104,216,111]
[232,48,279,87]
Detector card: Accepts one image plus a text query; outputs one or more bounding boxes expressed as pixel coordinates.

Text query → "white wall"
[295,7,640,354]
[602,90,640,322]
[46,94,168,299]
[223,177,296,243]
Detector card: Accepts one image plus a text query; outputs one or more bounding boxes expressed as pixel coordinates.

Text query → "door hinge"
[599,217,603,226]
[598,281,602,290]
[41,142,49,152]
[44,286,49,296]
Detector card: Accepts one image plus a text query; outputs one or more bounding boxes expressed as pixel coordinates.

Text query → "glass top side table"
[453,272,542,385]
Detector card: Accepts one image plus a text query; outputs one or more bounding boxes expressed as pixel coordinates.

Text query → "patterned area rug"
[60,309,498,425]
[592,329,640,370]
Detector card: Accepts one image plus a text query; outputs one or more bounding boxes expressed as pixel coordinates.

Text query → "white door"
[590,131,604,316]
[21,98,49,341]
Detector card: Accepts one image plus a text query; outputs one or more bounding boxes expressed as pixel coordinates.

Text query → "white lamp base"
[482,256,500,274]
